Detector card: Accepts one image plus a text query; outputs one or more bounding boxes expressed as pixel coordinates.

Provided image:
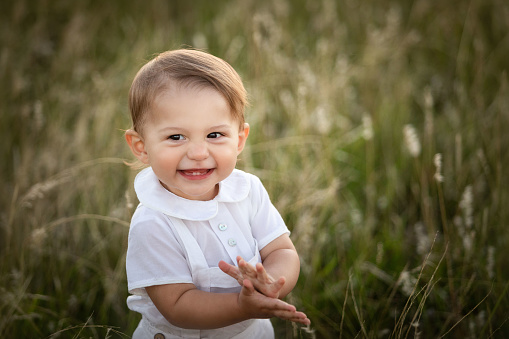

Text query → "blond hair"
[128,49,247,134]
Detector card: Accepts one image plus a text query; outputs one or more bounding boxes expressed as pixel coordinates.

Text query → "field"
[1,0,509,337]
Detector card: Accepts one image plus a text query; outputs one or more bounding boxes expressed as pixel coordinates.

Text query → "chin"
[180,187,218,201]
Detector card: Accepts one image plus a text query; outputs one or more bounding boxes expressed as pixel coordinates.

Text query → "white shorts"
[132,317,274,339]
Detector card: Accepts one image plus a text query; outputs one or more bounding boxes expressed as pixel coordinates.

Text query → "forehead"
[147,82,242,122]
[153,84,227,110]
[145,85,230,125]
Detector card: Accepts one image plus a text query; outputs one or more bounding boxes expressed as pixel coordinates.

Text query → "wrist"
[235,289,252,320]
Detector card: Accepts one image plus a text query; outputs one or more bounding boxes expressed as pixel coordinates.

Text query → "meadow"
[1,0,509,337]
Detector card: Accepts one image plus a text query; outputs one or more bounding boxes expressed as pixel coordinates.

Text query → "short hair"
[128,49,247,133]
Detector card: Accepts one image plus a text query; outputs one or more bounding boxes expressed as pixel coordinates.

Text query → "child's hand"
[238,278,310,325]
[219,256,286,299]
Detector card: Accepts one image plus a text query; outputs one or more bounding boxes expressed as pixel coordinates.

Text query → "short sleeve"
[248,175,290,250]
[126,205,193,295]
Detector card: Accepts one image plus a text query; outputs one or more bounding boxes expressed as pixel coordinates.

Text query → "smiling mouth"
[178,168,214,179]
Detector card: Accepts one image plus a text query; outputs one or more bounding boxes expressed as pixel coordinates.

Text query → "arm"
[259,233,300,298]
[145,279,309,330]
[219,233,301,299]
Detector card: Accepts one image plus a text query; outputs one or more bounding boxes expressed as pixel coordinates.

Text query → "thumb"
[267,276,286,296]
[241,279,255,296]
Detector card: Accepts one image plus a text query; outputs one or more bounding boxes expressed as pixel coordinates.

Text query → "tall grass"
[1,0,508,337]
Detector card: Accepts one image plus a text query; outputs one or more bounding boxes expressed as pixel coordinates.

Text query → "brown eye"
[168,134,184,141]
[207,132,223,139]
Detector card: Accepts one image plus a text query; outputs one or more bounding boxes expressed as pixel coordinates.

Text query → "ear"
[125,129,149,164]
[237,123,250,154]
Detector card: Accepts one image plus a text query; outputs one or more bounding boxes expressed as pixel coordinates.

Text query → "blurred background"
[1,0,509,337]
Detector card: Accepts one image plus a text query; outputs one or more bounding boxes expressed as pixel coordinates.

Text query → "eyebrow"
[157,126,185,134]
[157,124,234,133]
[208,124,233,130]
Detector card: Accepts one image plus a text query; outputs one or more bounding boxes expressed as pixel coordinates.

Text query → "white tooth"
[187,170,207,175]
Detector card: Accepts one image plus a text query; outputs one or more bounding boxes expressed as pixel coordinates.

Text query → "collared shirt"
[126,167,290,296]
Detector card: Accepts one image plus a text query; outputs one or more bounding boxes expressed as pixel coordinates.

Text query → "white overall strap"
[167,216,210,274]
[168,217,239,290]
[164,216,206,339]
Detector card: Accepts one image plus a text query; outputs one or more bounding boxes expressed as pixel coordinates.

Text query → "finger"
[241,279,255,295]
[273,276,286,291]
[255,263,270,283]
[219,260,244,285]
[262,276,285,298]
[218,260,232,274]
[290,315,311,325]
[263,297,296,313]
[271,308,305,320]
[218,260,239,277]
[273,310,310,325]
[294,313,311,326]
[254,263,283,291]
[256,268,285,297]
[238,258,258,279]
[244,291,310,325]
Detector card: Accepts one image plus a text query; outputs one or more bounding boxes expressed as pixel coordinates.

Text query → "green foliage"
[1,0,508,337]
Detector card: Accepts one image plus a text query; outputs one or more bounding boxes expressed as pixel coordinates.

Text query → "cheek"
[217,147,239,166]
[150,149,179,167]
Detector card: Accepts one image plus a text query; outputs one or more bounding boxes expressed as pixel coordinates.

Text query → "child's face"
[130,85,249,201]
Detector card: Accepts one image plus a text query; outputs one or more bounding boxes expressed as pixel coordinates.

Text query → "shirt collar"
[134,167,251,221]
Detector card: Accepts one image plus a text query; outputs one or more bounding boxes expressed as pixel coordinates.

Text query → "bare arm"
[145,279,309,330]
[259,233,300,298]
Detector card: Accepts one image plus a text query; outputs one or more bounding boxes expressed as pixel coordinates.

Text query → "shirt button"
[154,334,165,339]
[228,238,237,247]
[218,223,228,231]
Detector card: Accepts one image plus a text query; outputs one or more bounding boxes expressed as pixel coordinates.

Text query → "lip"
[178,168,214,180]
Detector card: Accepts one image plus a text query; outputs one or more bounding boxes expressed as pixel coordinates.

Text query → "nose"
[187,141,209,161]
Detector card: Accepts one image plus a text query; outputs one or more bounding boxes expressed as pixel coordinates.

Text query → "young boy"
[125,49,309,338]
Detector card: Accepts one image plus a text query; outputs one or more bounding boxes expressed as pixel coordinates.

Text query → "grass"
[1,0,509,337]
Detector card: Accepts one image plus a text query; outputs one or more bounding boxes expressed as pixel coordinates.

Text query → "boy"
[125,49,309,338]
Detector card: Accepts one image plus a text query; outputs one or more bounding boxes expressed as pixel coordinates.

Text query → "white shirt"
[126,167,290,325]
